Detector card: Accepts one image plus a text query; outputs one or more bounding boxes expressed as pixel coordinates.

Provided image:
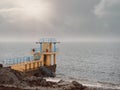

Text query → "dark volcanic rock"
[58,79,65,83]
[0,64,3,68]
[57,80,87,90]
[0,66,56,86]
[23,76,57,87]
[72,81,87,90]
[0,67,24,84]
[46,64,57,72]
[72,81,83,89]
[26,65,56,78]
[0,67,88,90]
[34,66,55,77]
[23,76,43,86]
[0,86,23,90]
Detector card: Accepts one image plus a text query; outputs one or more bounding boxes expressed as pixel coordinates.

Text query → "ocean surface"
[0,42,120,89]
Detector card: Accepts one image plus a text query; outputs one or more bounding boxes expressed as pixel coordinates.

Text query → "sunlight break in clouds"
[0,0,52,21]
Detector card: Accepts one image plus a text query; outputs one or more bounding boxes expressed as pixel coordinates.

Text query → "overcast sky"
[0,0,120,42]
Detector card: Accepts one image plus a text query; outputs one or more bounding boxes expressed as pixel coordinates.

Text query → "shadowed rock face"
[0,66,89,90]
[0,67,24,84]
[0,66,118,90]
[0,86,24,90]
[0,64,3,68]
[26,65,56,77]
[0,65,56,85]
[34,66,55,77]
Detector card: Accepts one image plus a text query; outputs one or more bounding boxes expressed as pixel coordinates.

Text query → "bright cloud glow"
[0,0,52,21]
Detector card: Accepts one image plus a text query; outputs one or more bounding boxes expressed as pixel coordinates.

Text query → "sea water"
[0,42,120,89]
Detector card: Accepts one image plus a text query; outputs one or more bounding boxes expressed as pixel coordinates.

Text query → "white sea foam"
[45,77,120,90]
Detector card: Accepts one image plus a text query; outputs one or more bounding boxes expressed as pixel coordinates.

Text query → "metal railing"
[40,38,56,43]
[34,47,59,53]
[2,55,34,66]
[24,60,43,71]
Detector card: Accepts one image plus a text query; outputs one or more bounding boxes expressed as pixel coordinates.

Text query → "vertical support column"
[50,43,52,52]
[36,62,38,68]
[54,43,56,52]
[29,63,31,70]
[46,55,51,66]
[40,43,42,52]
[17,58,18,64]
[54,54,56,65]
[33,62,35,69]
[41,55,44,66]
[42,58,44,66]
[40,61,42,66]
[25,64,27,72]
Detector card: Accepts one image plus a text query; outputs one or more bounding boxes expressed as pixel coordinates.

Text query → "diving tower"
[10,38,59,72]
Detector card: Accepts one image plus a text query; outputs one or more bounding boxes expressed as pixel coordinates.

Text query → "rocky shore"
[0,66,119,90]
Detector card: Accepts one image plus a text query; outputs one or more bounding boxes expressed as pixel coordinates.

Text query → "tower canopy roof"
[36,38,60,44]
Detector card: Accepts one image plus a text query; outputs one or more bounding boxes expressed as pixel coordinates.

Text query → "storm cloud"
[0,0,120,42]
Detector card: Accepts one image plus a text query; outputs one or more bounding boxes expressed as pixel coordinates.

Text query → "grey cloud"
[0,0,119,42]
[94,0,120,18]
[94,0,120,37]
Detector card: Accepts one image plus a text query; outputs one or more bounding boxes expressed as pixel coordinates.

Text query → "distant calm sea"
[0,42,120,88]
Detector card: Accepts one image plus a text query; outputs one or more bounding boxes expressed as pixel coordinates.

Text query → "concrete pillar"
[29,63,31,70]
[25,64,27,71]
[54,54,56,65]
[40,43,42,52]
[50,43,52,52]
[42,55,44,66]
[33,62,35,69]
[54,43,56,52]
[37,62,39,68]
[40,61,42,66]
[45,55,51,66]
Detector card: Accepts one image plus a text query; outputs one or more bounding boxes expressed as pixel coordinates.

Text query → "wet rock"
[25,65,56,78]
[72,81,86,90]
[11,69,25,80]
[34,71,43,77]
[22,76,57,87]
[0,64,3,68]
[0,68,22,84]
[58,79,65,83]
[46,64,56,72]
[23,76,44,86]
[17,81,28,88]
[0,86,23,90]
[37,79,47,87]
[58,81,87,90]
[30,66,56,78]
[47,81,57,87]
[39,66,55,77]
[72,81,83,89]
[0,67,88,90]
[23,76,37,81]
[62,83,76,90]
[57,81,70,87]
[72,81,81,86]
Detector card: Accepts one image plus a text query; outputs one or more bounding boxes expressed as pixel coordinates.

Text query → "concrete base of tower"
[25,64,57,77]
